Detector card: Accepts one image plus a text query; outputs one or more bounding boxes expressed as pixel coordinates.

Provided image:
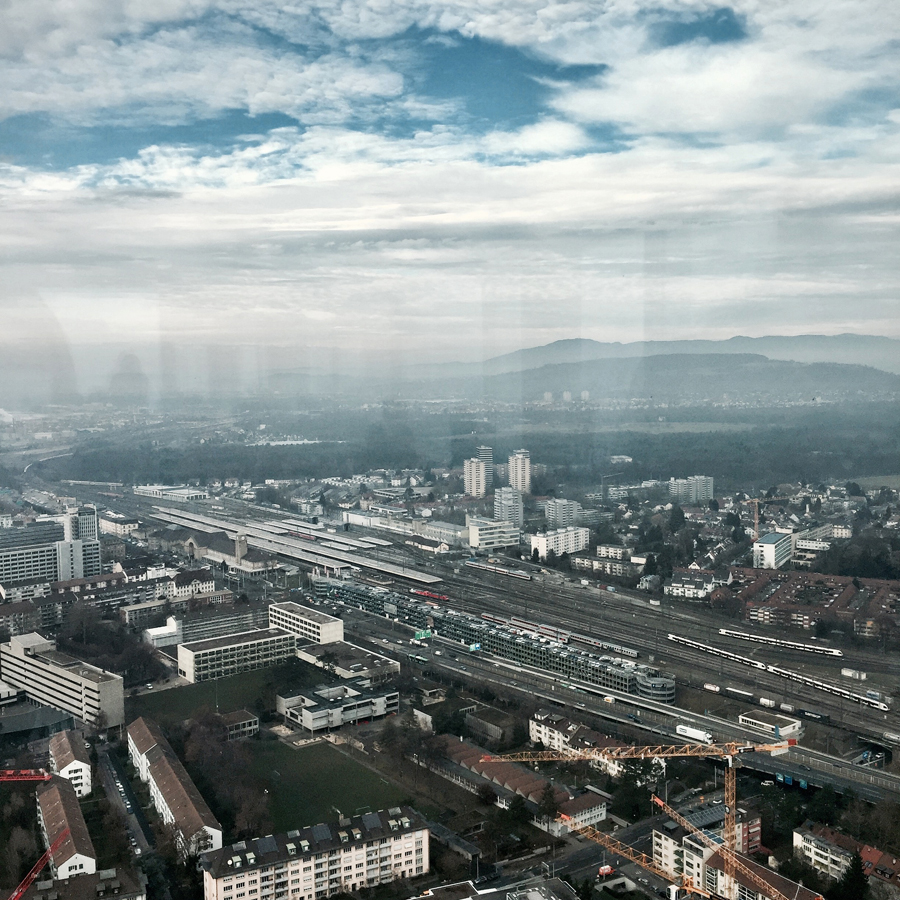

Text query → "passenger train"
[668,633,889,711]
[717,628,843,657]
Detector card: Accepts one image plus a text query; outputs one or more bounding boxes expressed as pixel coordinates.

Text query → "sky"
[1,0,899,394]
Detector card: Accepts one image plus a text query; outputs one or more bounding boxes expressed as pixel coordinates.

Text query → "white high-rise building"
[668,475,714,505]
[477,446,493,488]
[494,487,524,528]
[509,449,531,494]
[530,527,590,560]
[545,498,581,528]
[464,458,487,497]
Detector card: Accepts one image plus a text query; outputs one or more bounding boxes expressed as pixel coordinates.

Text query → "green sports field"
[247,741,408,832]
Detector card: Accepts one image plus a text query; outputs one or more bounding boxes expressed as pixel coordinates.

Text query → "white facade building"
[177,628,296,683]
[0,633,124,728]
[494,487,524,528]
[463,458,487,497]
[269,601,344,644]
[508,450,532,494]
[668,476,715,505]
[49,729,92,797]
[466,516,520,550]
[37,777,97,880]
[127,717,223,857]
[752,532,794,568]
[545,499,581,528]
[530,527,590,560]
[200,808,429,900]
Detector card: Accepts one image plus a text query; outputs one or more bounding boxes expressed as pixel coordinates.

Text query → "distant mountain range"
[468,334,900,377]
[394,353,900,403]
[3,333,900,407]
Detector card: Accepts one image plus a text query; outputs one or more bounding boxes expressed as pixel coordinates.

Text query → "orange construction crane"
[743,496,791,542]
[486,739,796,877]
[0,769,53,783]
[6,827,70,900]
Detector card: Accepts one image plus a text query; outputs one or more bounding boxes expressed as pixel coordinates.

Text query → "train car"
[410,589,450,601]
[725,686,755,701]
[465,559,532,580]
[798,709,831,724]
[718,628,843,657]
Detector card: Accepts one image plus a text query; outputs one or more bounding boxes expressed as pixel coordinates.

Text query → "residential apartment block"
[668,476,714,505]
[508,450,531,494]
[177,628,297,683]
[529,710,627,778]
[269,601,344,644]
[530,527,590,560]
[493,487,524,528]
[463,458,487,498]
[0,633,124,728]
[544,499,581,528]
[36,776,97,880]
[127,717,223,856]
[752,531,794,569]
[49,729,92,797]
[200,807,429,900]
[0,517,102,587]
[791,820,900,888]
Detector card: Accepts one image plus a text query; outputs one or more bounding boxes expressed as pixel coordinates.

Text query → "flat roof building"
[0,633,124,728]
[296,641,400,684]
[200,807,429,900]
[277,681,399,734]
[177,628,296,683]
[269,601,344,644]
[753,531,794,569]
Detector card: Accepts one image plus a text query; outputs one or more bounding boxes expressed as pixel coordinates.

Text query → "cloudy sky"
[1,0,899,390]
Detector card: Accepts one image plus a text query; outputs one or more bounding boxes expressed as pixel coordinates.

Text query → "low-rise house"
[36,776,97,880]
[49,730,92,797]
[222,709,259,741]
[277,681,399,734]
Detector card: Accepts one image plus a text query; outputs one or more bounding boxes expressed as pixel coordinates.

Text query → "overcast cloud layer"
[1,0,899,390]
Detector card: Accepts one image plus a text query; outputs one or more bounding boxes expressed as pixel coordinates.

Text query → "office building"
[476,446,493,488]
[177,628,297,683]
[0,633,124,728]
[545,498,581,528]
[493,487,523,528]
[463,458,487,497]
[277,681,399,734]
[295,642,400,684]
[222,709,259,741]
[0,517,101,587]
[530,527,590,560]
[37,777,97,880]
[508,450,531,494]
[49,730,92,797]
[466,516,520,550]
[668,476,715,505]
[752,531,793,568]
[269,601,344,644]
[200,807,429,900]
[127,717,223,856]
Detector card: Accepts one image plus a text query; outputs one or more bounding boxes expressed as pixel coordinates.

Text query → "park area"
[246,741,409,832]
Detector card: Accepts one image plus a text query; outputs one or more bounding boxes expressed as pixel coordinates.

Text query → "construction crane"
[742,496,791,543]
[486,739,797,893]
[6,827,71,900]
[0,769,53,783]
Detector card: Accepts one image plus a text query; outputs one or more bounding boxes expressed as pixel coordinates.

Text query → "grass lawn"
[125,659,327,728]
[247,741,409,832]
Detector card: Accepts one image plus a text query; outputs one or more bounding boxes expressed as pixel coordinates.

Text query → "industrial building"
[199,807,429,900]
[313,579,675,702]
[0,633,124,728]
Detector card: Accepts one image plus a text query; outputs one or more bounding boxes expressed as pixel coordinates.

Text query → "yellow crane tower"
[485,738,821,900]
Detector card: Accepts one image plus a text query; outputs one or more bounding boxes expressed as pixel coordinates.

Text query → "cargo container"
[703,683,721,693]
